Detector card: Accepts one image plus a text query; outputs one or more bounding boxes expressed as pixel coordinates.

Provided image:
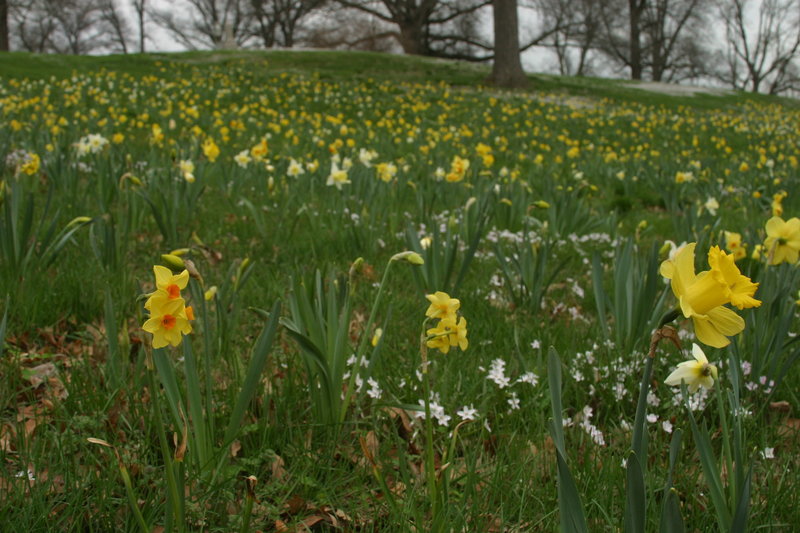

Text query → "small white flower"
[457,405,478,421]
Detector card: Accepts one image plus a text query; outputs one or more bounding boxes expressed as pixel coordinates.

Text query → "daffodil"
[326,161,350,189]
[153,265,189,300]
[142,297,192,348]
[426,316,468,354]
[664,343,718,393]
[425,291,460,320]
[660,243,759,348]
[764,216,800,265]
[202,137,220,162]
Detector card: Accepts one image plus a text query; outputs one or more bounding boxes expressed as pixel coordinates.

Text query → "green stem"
[119,463,150,533]
[339,258,395,423]
[715,381,735,510]
[146,353,185,533]
[419,321,439,522]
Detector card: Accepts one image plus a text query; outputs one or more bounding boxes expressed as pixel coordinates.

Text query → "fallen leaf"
[230,440,241,458]
[23,362,57,388]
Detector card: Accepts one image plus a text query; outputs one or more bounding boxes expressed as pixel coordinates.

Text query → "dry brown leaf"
[24,362,58,387]
[271,454,287,481]
[295,515,325,531]
[0,424,16,453]
[283,494,306,516]
[230,440,242,458]
[770,401,791,413]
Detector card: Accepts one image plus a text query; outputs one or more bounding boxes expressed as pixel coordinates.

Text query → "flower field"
[1,51,799,531]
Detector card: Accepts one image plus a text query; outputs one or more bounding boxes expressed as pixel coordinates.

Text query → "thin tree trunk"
[488,0,529,88]
[138,0,146,53]
[0,0,9,51]
[629,0,643,80]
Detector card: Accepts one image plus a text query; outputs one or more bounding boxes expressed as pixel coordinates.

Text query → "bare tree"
[250,0,324,47]
[100,0,133,53]
[150,0,255,49]
[11,0,109,54]
[132,0,147,52]
[595,0,709,81]
[716,0,800,93]
[488,0,528,87]
[332,0,491,57]
[303,5,398,51]
[532,0,603,76]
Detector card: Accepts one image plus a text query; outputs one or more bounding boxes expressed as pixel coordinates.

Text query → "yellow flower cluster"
[424,291,468,354]
[142,265,194,348]
[445,156,470,183]
[660,243,760,348]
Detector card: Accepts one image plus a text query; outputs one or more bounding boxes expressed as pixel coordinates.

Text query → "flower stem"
[419,324,439,523]
[146,351,185,532]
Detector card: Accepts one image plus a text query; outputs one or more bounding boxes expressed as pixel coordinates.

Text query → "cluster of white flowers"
[416,396,451,427]
[487,358,511,388]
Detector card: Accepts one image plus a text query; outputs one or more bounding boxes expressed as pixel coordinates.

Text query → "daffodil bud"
[371,328,383,347]
[66,216,92,229]
[161,253,185,271]
[391,251,424,265]
[204,286,218,301]
[465,196,477,210]
[350,257,364,276]
[533,200,550,209]
[170,248,190,257]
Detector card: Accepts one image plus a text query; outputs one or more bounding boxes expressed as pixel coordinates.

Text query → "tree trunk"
[628,0,643,80]
[488,0,529,88]
[0,0,8,52]
[398,22,427,55]
[138,0,146,53]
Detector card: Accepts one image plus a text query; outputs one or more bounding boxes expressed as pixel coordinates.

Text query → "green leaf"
[547,347,565,454]
[731,462,753,533]
[223,299,281,447]
[555,448,589,533]
[623,451,646,533]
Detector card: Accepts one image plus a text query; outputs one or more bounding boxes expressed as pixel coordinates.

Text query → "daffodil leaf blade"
[555,449,588,533]
[623,451,646,533]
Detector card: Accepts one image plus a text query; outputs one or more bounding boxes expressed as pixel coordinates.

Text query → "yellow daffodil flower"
[425,316,468,354]
[153,265,189,300]
[764,216,800,265]
[425,291,460,320]
[142,297,192,348]
[665,343,718,393]
[660,243,759,348]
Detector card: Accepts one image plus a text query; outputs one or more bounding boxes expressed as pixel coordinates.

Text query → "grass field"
[1,49,799,532]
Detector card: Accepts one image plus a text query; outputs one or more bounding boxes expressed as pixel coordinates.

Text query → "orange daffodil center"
[660,243,760,348]
[142,265,194,348]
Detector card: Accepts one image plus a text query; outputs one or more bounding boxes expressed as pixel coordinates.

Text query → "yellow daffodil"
[153,265,189,300]
[764,216,800,265]
[446,156,470,182]
[425,291,460,320]
[425,316,468,354]
[20,152,40,175]
[202,137,220,162]
[142,297,192,348]
[660,243,760,348]
[664,343,718,393]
